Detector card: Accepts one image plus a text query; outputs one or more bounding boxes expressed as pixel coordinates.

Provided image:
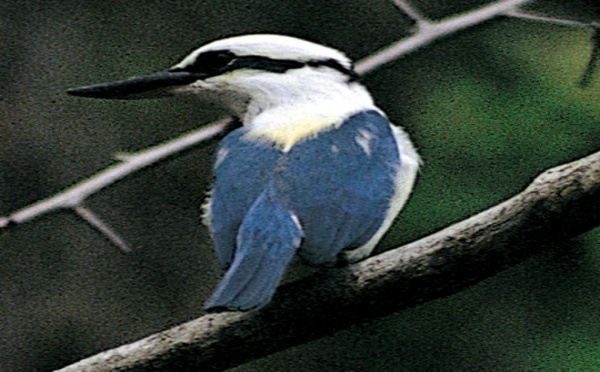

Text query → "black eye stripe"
[172,50,357,80]
[229,56,305,73]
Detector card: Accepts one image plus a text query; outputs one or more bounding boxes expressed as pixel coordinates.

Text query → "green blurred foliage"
[0,0,598,371]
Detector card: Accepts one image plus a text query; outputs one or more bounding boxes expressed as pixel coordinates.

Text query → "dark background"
[1,1,599,371]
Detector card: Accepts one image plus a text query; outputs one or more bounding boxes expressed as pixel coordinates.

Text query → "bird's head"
[68,34,360,117]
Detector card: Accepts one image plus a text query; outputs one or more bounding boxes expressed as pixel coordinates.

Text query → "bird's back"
[204,110,405,310]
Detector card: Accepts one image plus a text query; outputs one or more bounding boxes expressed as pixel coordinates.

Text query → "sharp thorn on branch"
[393,0,431,28]
[113,152,135,161]
[73,205,132,253]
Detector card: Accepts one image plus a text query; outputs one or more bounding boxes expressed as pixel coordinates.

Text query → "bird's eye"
[197,50,236,69]
[175,50,236,76]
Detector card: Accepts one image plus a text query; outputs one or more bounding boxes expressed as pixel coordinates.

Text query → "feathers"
[206,110,416,311]
[208,130,280,269]
[205,186,303,311]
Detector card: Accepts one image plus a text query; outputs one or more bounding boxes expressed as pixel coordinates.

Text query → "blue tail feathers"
[205,187,303,312]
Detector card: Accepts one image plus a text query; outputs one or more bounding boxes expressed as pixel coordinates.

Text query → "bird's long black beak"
[67,70,200,99]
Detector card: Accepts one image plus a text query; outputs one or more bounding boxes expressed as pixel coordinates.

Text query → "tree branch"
[0,118,232,229]
[504,8,600,29]
[55,150,600,371]
[392,0,432,28]
[73,205,131,253]
[356,0,533,74]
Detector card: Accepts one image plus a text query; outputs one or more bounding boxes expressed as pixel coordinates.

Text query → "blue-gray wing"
[205,184,302,311]
[272,110,401,264]
[208,129,280,269]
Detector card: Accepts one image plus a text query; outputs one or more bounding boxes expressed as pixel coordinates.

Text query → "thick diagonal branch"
[56,150,600,372]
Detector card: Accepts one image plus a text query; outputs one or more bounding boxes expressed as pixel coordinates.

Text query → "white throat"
[244,69,375,123]
[216,68,379,150]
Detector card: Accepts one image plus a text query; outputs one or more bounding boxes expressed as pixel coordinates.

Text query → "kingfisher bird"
[68,34,420,312]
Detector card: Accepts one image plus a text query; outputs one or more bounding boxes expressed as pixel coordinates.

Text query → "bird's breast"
[243,115,341,152]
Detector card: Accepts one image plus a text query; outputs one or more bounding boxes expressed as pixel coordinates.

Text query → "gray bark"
[56,150,600,372]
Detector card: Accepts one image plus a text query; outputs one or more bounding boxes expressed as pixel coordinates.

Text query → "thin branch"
[504,9,600,29]
[0,118,231,226]
[392,0,431,27]
[55,150,600,372]
[73,205,131,253]
[0,0,536,236]
[356,0,533,74]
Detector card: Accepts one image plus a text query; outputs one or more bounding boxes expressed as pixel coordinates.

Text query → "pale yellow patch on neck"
[245,115,339,152]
